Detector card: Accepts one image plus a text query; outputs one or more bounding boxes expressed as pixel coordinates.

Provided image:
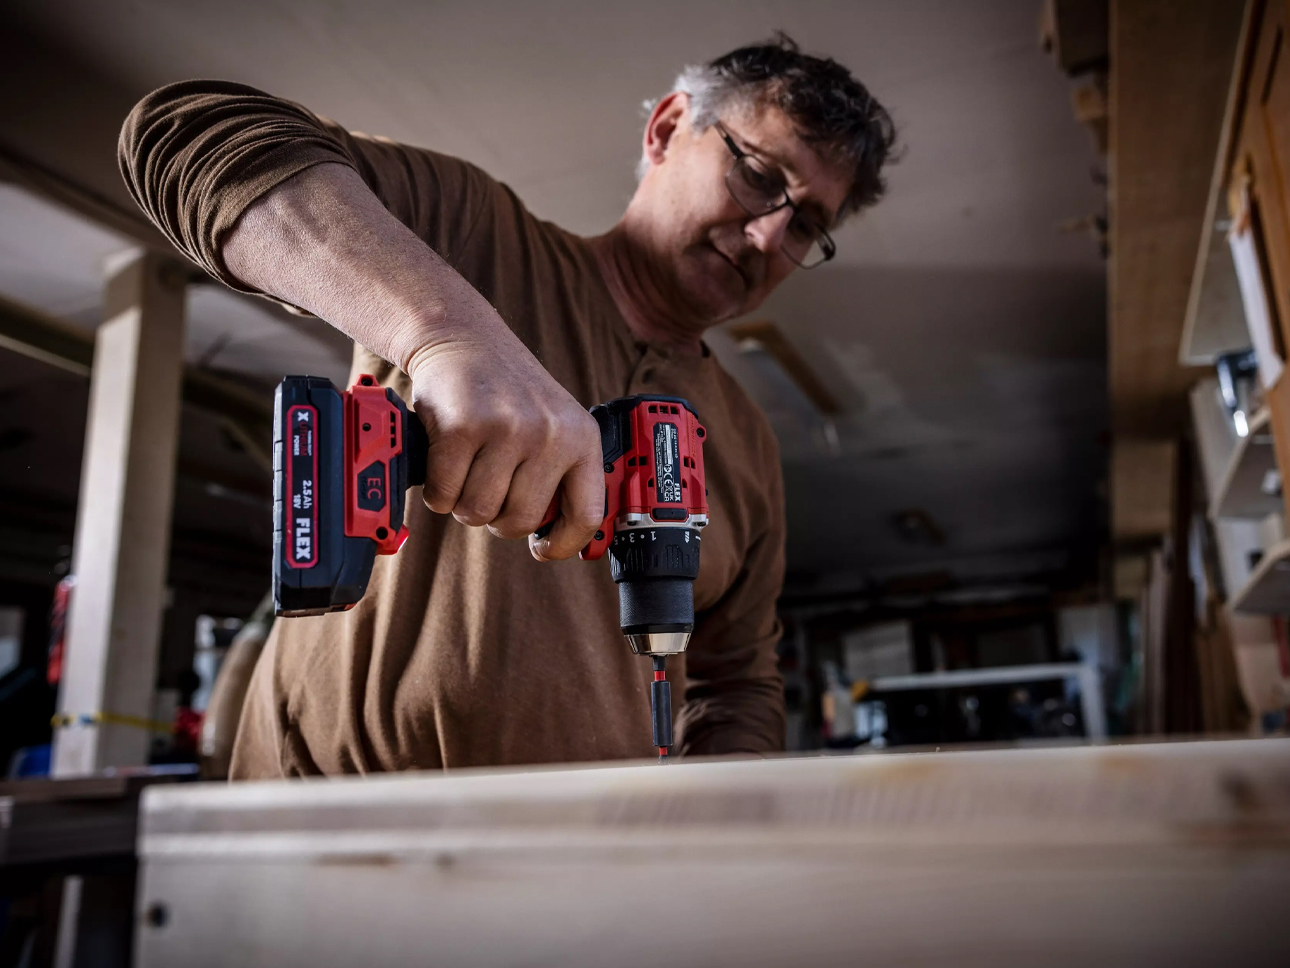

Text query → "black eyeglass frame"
[714,122,837,269]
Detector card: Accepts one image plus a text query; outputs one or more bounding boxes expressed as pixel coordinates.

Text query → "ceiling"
[0,0,1107,594]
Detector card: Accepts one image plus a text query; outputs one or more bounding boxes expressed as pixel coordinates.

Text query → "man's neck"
[591,224,705,355]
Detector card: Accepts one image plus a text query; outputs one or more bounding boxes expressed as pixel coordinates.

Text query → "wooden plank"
[135,741,1290,967]
[1109,0,1247,435]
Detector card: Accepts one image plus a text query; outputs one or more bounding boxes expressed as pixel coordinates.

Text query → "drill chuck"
[609,517,702,654]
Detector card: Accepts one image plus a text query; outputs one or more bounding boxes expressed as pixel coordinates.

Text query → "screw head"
[604,462,614,473]
[145,902,169,928]
[594,530,605,541]
[376,527,389,540]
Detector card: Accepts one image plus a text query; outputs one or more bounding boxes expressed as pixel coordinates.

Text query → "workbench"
[135,739,1290,967]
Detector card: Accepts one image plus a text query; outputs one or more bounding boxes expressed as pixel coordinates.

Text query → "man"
[120,35,895,777]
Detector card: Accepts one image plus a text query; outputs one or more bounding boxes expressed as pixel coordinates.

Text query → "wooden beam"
[1041,0,1110,76]
[0,21,352,367]
[134,740,1290,967]
[0,292,272,465]
[726,320,840,415]
[53,251,187,775]
[0,147,351,366]
[0,293,92,375]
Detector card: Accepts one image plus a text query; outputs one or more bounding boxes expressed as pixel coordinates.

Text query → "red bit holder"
[652,655,672,763]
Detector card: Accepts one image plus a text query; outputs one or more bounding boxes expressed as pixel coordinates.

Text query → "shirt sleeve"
[676,432,787,756]
[118,79,496,294]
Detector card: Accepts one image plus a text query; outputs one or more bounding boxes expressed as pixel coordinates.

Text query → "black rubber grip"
[618,578,694,633]
[401,398,430,490]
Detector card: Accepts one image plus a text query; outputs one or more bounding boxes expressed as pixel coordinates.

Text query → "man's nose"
[744,207,793,254]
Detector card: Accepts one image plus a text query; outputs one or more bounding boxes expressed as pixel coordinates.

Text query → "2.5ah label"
[286,405,318,568]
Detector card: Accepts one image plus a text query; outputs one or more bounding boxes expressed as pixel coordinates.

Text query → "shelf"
[868,662,1105,740]
[1231,537,1290,613]
[1209,407,1280,519]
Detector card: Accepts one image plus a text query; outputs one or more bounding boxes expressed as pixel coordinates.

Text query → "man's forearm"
[222,161,494,375]
[219,160,606,557]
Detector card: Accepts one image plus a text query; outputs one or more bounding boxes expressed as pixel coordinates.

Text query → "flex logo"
[356,461,387,512]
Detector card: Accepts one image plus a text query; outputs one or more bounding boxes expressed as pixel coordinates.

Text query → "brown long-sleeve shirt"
[120,80,786,776]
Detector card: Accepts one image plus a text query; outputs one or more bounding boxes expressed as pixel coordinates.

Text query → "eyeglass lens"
[727,156,829,268]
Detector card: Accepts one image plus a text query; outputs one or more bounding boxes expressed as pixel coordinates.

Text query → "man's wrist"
[388,301,452,377]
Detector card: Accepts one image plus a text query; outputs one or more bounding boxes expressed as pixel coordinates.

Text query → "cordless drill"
[271,374,709,761]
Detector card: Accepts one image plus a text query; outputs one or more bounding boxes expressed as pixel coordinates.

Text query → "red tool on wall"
[271,374,709,762]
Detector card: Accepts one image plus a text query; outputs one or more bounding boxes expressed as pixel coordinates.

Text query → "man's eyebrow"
[734,131,838,228]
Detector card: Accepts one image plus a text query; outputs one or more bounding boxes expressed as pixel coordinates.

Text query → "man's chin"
[677,267,747,324]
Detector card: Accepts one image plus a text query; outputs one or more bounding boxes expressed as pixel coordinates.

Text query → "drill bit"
[651,655,672,763]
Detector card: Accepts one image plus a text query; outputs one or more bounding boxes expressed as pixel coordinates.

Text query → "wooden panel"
[1230,4,1290,524]
[135,741,1290,967]
[1237,1,1290,342]
[1109,0,1247,436]
[1255,0,1290,278]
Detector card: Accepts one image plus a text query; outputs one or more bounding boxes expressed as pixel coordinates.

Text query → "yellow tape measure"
[51,710,174,734]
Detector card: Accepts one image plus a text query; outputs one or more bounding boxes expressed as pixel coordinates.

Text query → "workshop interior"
[1,1,1289,966]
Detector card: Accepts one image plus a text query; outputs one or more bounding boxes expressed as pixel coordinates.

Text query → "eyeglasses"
[715,123,837,269]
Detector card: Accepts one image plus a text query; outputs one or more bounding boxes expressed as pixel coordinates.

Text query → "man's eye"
[740,159,780,196]
[788,213,819,242]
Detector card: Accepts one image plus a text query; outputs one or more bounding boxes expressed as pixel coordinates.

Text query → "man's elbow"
[676,677,786,757]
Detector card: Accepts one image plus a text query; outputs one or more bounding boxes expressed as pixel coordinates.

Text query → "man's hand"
[405,331,604,560]
[223,162,603,559]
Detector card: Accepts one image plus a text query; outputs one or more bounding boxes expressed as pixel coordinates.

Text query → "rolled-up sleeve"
[118,79,496,293]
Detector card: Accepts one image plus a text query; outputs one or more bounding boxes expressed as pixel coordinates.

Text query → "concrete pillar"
[52,250,186,776]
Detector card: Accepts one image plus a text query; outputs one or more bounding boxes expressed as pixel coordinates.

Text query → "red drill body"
[273,376,709,762]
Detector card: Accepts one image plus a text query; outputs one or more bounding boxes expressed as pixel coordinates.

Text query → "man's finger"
[419,419,479,514]
[490,459,568,539]
[452,443,522,527]
[529,454,605,561]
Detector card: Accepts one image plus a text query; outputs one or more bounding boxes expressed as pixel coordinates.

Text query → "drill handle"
[402,407,430,490]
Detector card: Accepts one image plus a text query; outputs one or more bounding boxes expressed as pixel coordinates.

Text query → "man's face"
[634,97,853,324]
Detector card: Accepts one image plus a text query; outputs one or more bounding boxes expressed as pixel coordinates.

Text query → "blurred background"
[0,0,1286,779]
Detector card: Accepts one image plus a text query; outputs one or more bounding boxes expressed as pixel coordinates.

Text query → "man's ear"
[642,91,689,167]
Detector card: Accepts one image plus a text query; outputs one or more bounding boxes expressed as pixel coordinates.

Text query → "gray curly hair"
[638,33,897,219]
